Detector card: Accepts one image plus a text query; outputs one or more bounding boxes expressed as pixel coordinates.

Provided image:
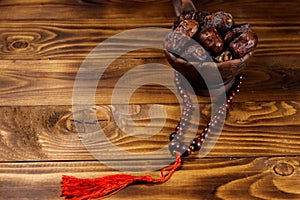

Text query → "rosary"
[61,0,258,199]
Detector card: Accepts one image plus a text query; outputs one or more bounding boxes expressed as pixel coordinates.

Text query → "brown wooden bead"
[181,145,192,157]
[169,141,181,156]
[169,132,177,141]
[175,134,184,142]
[190,138,202,151]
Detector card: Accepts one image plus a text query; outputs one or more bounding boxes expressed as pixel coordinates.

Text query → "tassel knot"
[61,152,182,200]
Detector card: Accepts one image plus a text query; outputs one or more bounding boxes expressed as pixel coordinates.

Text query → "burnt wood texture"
[0,0,299,199]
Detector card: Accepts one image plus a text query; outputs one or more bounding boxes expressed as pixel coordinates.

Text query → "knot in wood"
[11,39,30,49]
[273,162,295,176]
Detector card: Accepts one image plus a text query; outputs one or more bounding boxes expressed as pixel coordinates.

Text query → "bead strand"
[169,71,194,156]
[169,72,243,157]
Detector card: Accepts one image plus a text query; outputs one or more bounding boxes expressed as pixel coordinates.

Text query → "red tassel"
[61,152,182,200]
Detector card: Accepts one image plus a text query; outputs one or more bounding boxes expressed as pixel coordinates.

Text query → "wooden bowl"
[164,50,247,97]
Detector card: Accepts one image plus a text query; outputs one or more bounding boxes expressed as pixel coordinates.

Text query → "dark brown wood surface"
[0,0,299,199]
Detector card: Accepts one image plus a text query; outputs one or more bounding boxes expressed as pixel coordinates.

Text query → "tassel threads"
[61,152,182,200]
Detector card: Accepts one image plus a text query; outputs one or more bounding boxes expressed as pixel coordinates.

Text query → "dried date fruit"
[182,44,209,62]
[177,19,199,38]
[166,19,199,53]
[184,11,211,27]
[164,30,190,53]
[173,16,183,29]
[198,27,224,54]
[174,11,210,29]
[229,31,258,58]
[224,24,251,43]
[203,11,234,33]
[214,50,232,63]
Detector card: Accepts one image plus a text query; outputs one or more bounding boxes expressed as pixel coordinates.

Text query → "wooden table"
[1,0,299,199]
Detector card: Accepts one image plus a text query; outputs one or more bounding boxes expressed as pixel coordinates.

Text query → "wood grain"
[0,0,298,21]
[0,0,299,199]
[0,101,299,161]
[0,20,298,60]
[0,58,299,106]
[0,157,299,199]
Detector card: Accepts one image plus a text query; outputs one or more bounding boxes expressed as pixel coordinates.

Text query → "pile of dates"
[165,10,258,63]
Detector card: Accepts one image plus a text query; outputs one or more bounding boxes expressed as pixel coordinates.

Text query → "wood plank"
[0,156,299,199]
[0,101,299,161]
[0,57,299,106]
[0,0,298,21]
[0,20,298,60]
